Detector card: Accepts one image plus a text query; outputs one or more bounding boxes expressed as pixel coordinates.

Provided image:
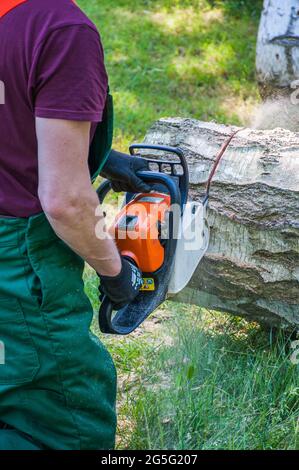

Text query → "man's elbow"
[39,188,82,221]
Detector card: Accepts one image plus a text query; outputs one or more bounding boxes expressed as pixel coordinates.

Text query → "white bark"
[144,118,299,330]
[256,0,299,98]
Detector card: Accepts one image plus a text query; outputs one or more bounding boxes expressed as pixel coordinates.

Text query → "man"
[0,0,149,450]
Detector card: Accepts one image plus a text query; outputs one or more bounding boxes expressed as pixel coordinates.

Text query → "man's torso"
[0,0,107,217]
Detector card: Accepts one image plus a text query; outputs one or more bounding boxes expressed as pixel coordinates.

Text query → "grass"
[79,0,299,450]
[78,0,262,150]
[126,306,299,450]
[87,289,299,449]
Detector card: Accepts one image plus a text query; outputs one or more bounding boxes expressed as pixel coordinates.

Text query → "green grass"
[86,279,299,449]
[126,306,299,450]
[78,0,262,150]
[79,0,299,450]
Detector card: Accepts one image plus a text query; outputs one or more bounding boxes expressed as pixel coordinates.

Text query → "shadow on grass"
[207,0,263,19]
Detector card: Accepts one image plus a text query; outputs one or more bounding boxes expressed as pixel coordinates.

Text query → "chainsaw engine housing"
[97,144,189,334]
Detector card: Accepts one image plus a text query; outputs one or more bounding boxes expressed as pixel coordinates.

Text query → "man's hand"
[101,149,151,193]
[99,258,143,309]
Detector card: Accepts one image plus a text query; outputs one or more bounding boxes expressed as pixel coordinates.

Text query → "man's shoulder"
[24,0,99,39]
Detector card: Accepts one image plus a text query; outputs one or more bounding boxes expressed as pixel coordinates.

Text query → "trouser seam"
[24,230,82,450]
[18,230,42,311]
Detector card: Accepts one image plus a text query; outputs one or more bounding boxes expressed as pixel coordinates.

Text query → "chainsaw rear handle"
[97,171,181,335]
[98,296,124,334]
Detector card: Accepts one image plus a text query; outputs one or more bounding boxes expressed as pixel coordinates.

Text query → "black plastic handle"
[97,179,112,204]
[97,171,181,334]
[129,143,185,160]
[98,296,116,334]
[129,144,189,208]
[97,170,181,208]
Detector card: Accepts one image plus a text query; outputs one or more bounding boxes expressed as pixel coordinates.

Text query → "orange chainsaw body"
[111,192,171,273]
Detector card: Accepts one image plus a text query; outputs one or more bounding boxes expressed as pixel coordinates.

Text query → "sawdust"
[221,94,257,127]
[250,97,299,132]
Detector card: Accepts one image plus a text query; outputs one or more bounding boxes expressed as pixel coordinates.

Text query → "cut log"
[256,0,299,99]
[143,118,299,330]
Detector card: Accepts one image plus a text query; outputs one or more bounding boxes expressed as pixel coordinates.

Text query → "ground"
[78,0,299,450]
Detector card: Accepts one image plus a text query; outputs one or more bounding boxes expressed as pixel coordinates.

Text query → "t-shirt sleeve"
[33,24,108,122]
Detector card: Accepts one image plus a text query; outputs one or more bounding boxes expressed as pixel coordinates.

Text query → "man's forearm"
[36,118,121,277]
[43,187,121,277]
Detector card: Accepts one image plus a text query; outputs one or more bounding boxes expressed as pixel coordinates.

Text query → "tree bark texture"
[144,118,299,330]
[256,0,299,99]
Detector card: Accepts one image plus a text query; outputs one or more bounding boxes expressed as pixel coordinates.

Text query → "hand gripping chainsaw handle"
[97,144,188,334]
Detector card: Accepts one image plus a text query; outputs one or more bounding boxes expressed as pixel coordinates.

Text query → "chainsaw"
[97,132,241,335]
[96,144,209,335]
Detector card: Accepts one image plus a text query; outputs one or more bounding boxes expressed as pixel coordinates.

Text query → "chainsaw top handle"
[97,170,181,208]
[129,143,189,210]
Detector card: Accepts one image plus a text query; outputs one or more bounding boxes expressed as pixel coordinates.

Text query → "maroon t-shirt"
[0,0,108,217]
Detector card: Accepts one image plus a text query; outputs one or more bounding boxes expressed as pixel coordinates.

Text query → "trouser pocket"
[0,297,40,385]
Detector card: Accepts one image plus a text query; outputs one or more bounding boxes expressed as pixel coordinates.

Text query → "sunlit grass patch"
[150,7,224,35]
[170,42,236,85]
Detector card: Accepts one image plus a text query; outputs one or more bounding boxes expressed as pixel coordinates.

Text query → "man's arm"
[36,117,121,277]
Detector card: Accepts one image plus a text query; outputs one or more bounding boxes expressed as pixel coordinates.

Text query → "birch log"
[144,118,299,330]
[256,0,299,99]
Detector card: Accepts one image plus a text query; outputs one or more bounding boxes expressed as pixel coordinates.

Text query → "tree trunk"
[144,118,299,330]
[256,0,299,99]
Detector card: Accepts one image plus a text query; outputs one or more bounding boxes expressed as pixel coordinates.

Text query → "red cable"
[205,128,244,201]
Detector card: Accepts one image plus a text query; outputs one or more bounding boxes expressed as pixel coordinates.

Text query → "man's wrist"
[94,256,122,278]
[100,257,124,280]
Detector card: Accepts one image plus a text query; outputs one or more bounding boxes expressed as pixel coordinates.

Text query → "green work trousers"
[0,213,117,450]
